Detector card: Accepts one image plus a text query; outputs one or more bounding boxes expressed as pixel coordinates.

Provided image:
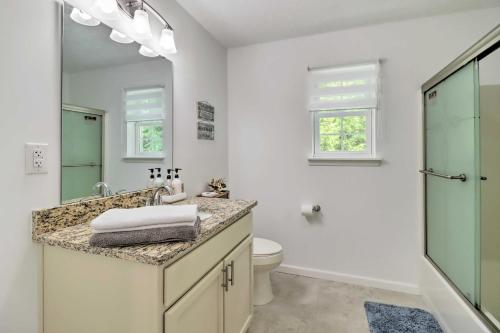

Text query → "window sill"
[123,156,165,163]
[308,156,382,166]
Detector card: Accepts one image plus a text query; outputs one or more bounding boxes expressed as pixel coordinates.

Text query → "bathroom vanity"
[33,195,257,333]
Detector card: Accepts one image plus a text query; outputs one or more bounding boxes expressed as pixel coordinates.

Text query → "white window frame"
[312,108,374,159]
[133,120,164,157]
[123,86,166,160]
[307,61,382,165]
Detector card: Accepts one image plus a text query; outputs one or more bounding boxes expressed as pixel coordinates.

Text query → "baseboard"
[275,264,420,295]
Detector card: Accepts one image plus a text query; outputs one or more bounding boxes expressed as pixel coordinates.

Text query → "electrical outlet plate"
[25,143,48,174]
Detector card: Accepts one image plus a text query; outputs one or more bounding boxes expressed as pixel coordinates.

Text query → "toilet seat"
[253,238,282,257]
[253,252,283,266]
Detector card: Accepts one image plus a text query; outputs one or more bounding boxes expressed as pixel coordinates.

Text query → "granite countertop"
[35,197,257,266]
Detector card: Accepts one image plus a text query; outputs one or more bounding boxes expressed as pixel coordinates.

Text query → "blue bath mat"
[364,302,443,333]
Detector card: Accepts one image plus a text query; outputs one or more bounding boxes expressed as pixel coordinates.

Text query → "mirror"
[61,3,173,203]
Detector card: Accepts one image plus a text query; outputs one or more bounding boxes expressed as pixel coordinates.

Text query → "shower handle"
[419,169,467,182]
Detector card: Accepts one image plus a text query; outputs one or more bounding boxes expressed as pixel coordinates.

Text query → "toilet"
[253,237,283,305]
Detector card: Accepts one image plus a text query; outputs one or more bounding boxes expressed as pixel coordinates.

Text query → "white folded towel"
[161,192,188,204]
[91,205,198,233]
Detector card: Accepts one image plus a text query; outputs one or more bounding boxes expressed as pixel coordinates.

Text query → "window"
[124,87,165,158]
[308,62,380,160]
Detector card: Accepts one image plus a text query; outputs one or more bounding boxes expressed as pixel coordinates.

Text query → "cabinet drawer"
[164,213,252,308]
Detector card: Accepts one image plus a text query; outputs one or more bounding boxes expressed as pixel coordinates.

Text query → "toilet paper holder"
[301,204,322,216]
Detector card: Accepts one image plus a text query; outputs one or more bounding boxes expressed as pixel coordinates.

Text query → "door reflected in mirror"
[61,2,173,203]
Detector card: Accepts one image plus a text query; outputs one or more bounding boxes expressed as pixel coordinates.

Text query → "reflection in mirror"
[61,3,173,203]
[479,46,500,329]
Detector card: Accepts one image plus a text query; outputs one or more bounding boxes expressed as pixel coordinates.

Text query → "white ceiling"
[176,0,500,47]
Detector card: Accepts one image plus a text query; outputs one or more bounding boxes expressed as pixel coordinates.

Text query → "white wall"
[154,0,229,195]
[64,59,173,193]
[0,1,60,332]
[0,0,227,332]
[227,8,500,292]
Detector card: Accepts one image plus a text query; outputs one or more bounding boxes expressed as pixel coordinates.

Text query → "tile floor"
[247,272,427,333]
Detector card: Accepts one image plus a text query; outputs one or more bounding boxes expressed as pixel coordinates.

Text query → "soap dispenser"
[166,169,173,188]
[148,169,155,188]
[154,168,164,187]
[172,168,184,194]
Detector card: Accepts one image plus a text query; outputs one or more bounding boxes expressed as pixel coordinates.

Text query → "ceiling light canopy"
[109,29,134,44]
[70,8,100,26]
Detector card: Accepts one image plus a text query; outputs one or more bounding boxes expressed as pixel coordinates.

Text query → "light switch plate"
[25,143,48,174]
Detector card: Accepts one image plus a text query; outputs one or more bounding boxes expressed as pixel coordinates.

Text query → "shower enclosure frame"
[61,104,107,203]
[421,24,500,333]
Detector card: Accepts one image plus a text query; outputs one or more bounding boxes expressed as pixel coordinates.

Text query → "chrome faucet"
[93,182,113,197]
[151,186,173,206]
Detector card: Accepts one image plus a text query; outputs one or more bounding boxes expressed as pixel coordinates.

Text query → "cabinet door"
[165,262,224,333]
[224,237,253,333]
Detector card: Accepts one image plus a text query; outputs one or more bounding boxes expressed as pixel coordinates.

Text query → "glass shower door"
[479,47,500,328]
[424,61,479,304]
[61,109,103,202]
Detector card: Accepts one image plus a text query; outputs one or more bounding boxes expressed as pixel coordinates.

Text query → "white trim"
[276,264,420,295]
[308,156,382,166]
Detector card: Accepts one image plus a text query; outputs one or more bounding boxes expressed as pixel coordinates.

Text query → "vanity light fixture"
[117,0,177,55]
[70,8,100,26]
[70,0,177,57]
[138,45,159,57]
[109,29,134,43]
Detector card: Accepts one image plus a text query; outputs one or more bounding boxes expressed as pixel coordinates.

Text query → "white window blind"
[308,62,379,111]
[125,87,165,121]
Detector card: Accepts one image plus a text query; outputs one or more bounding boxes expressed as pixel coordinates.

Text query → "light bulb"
[110,29,133,44]
[139,45,159,57]
[70,8,100,26]
[159,28,177,55]
[95,0,117,14]
[132,9,152,38]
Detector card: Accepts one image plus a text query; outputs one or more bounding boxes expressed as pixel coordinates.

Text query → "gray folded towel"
[89,217,201,248]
